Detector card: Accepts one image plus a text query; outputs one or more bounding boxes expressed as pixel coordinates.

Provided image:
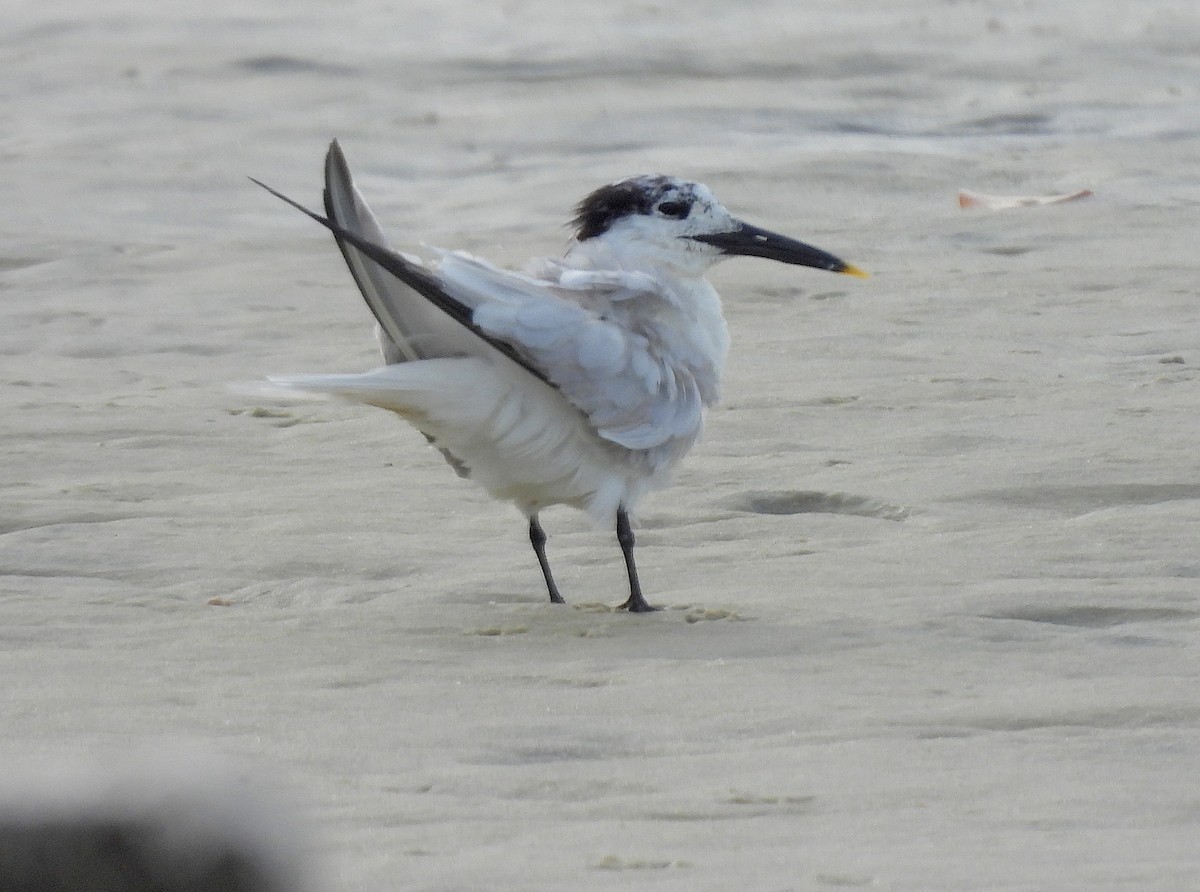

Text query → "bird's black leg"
[615,508,658,613]
[528,514,565,604]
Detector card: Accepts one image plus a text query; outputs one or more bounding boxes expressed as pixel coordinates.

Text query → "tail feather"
[268,358,499,421]
[268,370,429,416]
[266,358,614,517]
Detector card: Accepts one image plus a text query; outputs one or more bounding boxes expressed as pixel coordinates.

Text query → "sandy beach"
[3,1,1198,889]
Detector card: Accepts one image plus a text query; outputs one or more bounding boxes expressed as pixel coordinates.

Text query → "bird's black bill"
[691,222,868,277]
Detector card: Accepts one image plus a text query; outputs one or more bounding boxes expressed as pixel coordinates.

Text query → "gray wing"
[322,140,483,365]
[437,252,705,451]
[260,143,704,452]
[252,163,559,389]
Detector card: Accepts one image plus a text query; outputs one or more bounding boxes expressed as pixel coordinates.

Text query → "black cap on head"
[572,176,678,241]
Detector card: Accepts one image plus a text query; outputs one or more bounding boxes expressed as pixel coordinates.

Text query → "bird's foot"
[618,593,659,613]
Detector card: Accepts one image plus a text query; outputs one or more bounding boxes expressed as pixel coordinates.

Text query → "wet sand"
[3,2,1198,889]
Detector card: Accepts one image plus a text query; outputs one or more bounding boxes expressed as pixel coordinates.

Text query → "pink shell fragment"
[958,189,1094,210]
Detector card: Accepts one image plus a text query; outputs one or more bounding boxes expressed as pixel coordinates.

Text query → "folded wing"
[437,251,704,451]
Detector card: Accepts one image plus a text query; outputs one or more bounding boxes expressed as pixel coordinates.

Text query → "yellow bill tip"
[840,263,870,279]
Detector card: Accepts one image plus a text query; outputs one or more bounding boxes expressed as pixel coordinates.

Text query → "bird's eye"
[657,200,690,219]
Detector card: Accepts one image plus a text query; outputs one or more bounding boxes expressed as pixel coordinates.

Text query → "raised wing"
[255,142,706,452]
[249,174,556,388]
[321,140,491,365]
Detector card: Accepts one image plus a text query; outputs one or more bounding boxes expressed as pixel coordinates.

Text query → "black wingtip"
[249,176,329,228]
[322,140,355,224]
[250,166,557,389]
[251,177,399,275]
[324,139,350,188]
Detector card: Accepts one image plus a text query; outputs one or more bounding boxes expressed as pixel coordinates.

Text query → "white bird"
[252,141,866,613]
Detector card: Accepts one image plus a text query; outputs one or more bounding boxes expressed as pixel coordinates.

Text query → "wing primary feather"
[321,142,414,361]
[249,176,556,388]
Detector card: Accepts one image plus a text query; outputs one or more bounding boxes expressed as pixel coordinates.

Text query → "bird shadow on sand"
[726,489,911,522]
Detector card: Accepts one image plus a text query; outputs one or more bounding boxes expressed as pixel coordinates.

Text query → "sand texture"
[3,2,1198,889]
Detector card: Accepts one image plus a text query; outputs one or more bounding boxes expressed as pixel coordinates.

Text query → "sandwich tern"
[253,141,865,613]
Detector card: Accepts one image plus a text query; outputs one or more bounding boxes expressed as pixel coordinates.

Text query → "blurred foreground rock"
[0,749,310,892]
